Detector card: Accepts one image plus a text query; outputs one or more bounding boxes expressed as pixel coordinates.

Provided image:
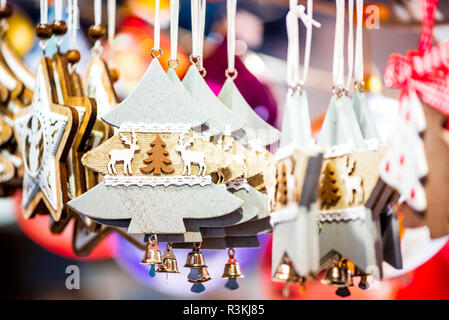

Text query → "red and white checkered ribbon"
[384,0,449,116]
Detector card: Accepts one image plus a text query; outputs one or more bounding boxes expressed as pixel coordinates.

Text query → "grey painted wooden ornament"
[279,90,313,149]
[319,208,383,279]
[101,59,207,128]
[166,67,222,136]
[380,206,403,269]
[67,181,243,235]
[352,91,380,148]
[218,78,280,147]
[182,65,246,135]
[318,95,366,150]
[271,150,323,278]
[272,204,320,278]
[195,185,266,235]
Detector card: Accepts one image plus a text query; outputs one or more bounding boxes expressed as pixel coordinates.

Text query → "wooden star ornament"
[14,57,78,221]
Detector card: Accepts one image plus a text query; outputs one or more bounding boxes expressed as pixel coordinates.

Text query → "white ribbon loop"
[226,0,237,75]
[68,0,79,51]
[286,0,320,89]
[332,0,345,90]
[107,0,116,47]
[169,0,180,65]
[190,0,206,72]
[346,0,364,89]
[354,0,364,86]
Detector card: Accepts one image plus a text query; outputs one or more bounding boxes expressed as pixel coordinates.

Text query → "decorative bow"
[384,0,449,116]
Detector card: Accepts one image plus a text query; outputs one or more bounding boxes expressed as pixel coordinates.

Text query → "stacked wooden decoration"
[7,0,425,297]
[268,0,403,298]
[0,1,33,196]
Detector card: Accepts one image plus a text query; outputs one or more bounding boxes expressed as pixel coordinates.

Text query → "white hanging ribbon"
[354,0,364,85]
[169,0,180,62]
[346,0,354,88]
[94,0,102,26]
[226,0,236,74]
[68,0,78,50]
[107,0,116,47]
[332,0,345,88]
[0,0,5,10]
[346,0,364,88]
[40,0,48,24]
[153,0,160,52]
[55,0,62,21]
[286,0,320,88]
[191,0,206,69]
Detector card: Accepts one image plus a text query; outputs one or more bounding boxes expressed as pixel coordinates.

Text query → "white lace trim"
[365,138,380,151]
[118,123,191,133]
[226,177,250,192]
[317,206,366,222]
[323,143,354,158]
[270,204,300,226]
[104,175,212,187]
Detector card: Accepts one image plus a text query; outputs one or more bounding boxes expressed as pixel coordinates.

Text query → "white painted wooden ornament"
[182,65,246,137]
[14,58,77,220]
[379,117,428,212]
[108,130,140,175]
[279,90,313,149]
[218,78,280,148]
[352,91,380,150]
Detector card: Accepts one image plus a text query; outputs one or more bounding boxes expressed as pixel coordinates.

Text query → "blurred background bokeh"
[1,0,449,299]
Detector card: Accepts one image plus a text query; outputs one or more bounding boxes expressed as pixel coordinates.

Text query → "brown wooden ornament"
[320,162,340,209]
[140,135,174,175]
[14,57,78,221]
[51,52,97,200]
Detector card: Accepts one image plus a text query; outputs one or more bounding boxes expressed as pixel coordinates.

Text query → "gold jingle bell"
[184,243,207,268]
[342,260,354,287]
[188,267,212,283]
[321,257,347,288]
[140,236,163,266]
[222,248,244,279]
[272,254,300,284]
[354,267,370,290]
[157,243,180,274]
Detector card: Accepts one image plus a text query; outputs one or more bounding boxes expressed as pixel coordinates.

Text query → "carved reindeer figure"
[108,130,140,175]
[342,156,363,204]
[175,133,206,176]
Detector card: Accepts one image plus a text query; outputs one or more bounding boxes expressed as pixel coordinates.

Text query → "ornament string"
[286,0,320,92]
[168,0,179,67]
[68,0,78,52]
[346,0,364,89]
[55,0,62,21]
[225,0,237,79]
[39,0,49,53]
[346,0,354,89]
[191,0,206,73]
[354,0,364,87]
[92,0,103,54]
[332,0,345,94]
[107,0,116,47]
[40,0,48,24]
[94,0,101,26]
[150,0,162,58]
